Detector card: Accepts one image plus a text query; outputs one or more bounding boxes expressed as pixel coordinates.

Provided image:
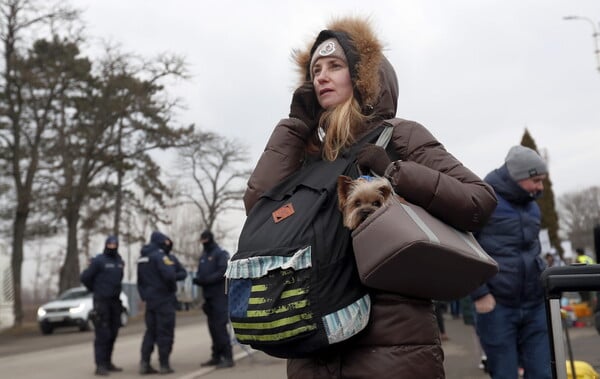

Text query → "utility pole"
[563,15,600,74]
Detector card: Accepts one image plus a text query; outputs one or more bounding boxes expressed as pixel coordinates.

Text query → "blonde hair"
[320,96,369,161]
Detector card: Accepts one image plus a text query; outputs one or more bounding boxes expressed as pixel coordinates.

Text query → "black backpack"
[226,125,389,359]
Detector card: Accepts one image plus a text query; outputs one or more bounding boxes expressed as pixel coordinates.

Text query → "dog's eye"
[354,200,361,207]
[372,201,382,207]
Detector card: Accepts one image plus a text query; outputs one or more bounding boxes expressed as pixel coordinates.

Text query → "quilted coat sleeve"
[243,117,312,213]
[385,119,497,232]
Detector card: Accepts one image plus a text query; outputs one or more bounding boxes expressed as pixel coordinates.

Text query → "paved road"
[198,316,600,379]
[1,311,599,378]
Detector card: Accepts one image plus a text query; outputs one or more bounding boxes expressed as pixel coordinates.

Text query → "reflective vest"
[576,254,595,264]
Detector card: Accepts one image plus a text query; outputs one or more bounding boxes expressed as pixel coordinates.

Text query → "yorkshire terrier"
[337,175,394,230]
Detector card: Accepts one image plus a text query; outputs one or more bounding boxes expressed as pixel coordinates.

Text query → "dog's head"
[337,175,393,230]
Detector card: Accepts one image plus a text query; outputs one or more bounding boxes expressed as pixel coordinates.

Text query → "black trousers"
[203,295,232,360]
[93,298,122,367]
[141,304,176,366]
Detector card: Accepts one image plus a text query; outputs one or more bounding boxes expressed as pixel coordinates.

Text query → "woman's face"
[312,57,353,109]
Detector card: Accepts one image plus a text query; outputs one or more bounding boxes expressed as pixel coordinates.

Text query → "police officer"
[193,230,234,369]
[137,231,187,375]
[80,235,125,376]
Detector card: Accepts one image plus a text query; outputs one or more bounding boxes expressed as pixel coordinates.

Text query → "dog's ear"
[337,175,353,210]
[378,180,393,200]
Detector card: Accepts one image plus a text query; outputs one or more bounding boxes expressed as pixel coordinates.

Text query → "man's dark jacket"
[194,241,229,299]
[137,231,187,309]
[81,252,124,300]
[470,164,546,307]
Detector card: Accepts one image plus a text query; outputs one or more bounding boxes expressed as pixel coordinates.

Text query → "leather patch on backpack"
[272,203,295,223]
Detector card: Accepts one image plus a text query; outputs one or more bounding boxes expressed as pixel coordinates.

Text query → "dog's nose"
[360,210,373,220]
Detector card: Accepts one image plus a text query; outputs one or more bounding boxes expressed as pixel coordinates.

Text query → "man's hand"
[474,293,496,314]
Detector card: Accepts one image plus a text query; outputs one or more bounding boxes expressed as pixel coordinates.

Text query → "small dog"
[337,175,394,230]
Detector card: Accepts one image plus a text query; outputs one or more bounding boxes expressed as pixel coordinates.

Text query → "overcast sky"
[71,0,600,198]
[61,1,600,249]
[8,1,597,289]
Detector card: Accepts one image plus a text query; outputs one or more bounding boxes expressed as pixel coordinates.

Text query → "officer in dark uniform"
[193,230,234,369]
[137,231,187,375]
[80,235,125,376]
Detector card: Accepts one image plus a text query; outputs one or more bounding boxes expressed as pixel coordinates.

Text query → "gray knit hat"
[505,145,548,181]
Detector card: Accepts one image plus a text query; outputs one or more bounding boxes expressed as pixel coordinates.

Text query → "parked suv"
[37,286,129,335]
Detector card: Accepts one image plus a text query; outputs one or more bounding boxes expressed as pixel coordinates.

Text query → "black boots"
[201,356,235,369]
[140,360,174,375]
[216,357,235,369]
[108,363,123,372]
[139,361,158,375]
[95,362,122,375]
[159,365,175,375]
[200,357,220,367]
[95,366,110,376]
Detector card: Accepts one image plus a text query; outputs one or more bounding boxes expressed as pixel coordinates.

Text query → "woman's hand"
[357,144,391,176]
[289,81,321,133]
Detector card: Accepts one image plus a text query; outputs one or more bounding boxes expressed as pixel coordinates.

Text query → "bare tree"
[558,186,600,252]
[163,199,202,271]
[91,186,177,283]
[42,46,192,292]
[30,241,62,302]
[175,132,251,238]
[0,0,78,325]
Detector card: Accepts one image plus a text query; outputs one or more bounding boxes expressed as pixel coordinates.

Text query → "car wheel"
[120,310,128,327]
[39,322,54,335]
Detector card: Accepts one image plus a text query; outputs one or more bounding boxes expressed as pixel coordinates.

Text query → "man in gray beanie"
[505,145,548,185]
[469,145,551,378]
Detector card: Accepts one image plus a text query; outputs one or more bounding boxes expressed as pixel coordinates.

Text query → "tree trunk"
[113,125,123,237]
[58,211,81,293]
[10,208,27,326]
[113,166,122,237]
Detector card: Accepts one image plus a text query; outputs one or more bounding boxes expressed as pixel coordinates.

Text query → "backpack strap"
[374,123,394,149]
[351,124,386,151]
[361,120,397,178]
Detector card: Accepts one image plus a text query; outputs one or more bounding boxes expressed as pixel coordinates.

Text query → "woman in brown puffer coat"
[244,16,497,379]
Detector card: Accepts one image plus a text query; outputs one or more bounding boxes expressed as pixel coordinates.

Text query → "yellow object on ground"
[571,303,593,318]
[566,360,600,379]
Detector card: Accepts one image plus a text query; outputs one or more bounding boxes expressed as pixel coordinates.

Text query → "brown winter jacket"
[244,17,497,379]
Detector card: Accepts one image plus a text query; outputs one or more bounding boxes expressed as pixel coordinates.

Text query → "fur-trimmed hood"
[293,17,398,118]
